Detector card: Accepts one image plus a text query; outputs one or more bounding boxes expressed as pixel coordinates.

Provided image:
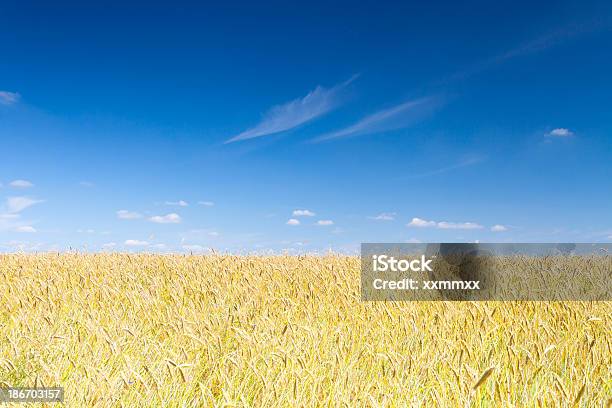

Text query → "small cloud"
[149,213,182,224]
[226,75,358,143]
[198,201,214,207]
[286,218,300,226]
[165,200,188,207]
[407,217,437,228]
[208,231,219,237]
[15,225,36,233]
[9,180,33,188]
[293,209,315,217]
[79,181,95,187]
[406,238,422,243]
[316,220,334,226]
[407,217,483,230]
[6,197,43,213]
[491,224,508,232]
[0,91,20,105]
[547,128,574,137]
[125,239,149,247]
[116,210,142,220]
[102,242,117,248]
[370,212,396,221]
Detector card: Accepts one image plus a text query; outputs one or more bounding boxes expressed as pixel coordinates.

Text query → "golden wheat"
[0,254,610,406]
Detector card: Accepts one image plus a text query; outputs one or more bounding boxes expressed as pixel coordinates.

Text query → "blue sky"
[1,1,612,253]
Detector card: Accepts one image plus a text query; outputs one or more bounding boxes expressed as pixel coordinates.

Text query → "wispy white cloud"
[293,209,315,217]
[407,217,437,228]
[491,224,508,232]
[102,242,117,248]
[0,91,20,105]
[369,212,396,221]
[547,128,574,137]
[6,197,43,213]
[316,220,334,226]
[226,76,358,143]
[497,22,606,64]
[9,179,34,188]
[15,225,36,233]
[198,201,214,207]
[125,239,149,247]
[165,200,189,207]
[149,213,182,224]
[407,217,483,230]
[446,22,604,82]
[313,96,442,142]
[286,218,300,226]
[79,181,95,187]
[116,210,142,220]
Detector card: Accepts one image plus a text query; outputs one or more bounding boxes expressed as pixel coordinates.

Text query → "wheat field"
[0,254,610,407]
